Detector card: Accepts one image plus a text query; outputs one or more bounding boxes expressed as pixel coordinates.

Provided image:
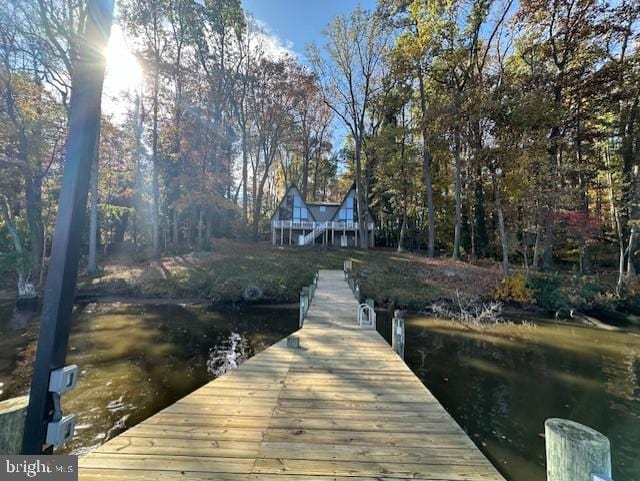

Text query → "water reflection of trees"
[405,318,640,481]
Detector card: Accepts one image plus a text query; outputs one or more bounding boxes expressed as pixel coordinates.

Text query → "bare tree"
[309,6,389,248]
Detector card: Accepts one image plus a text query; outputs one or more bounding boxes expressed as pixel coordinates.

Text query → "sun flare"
[104,24,144,99]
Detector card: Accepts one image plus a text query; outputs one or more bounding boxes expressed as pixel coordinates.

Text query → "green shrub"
[529,275,569,311]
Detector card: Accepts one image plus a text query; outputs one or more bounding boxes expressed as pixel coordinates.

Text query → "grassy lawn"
[75,239,637,314]
[77,240,503,310]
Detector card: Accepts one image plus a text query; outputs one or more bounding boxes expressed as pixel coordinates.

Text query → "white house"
[270,184,375,247]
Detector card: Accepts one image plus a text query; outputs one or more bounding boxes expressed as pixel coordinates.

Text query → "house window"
[293,195,307,222]
[339,196,356,222]
[320,206,326,212]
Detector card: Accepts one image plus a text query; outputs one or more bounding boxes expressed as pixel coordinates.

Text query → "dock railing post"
[392,310,405,359]
[299,290,308,328]
[344,259,352,275]
[0,395,29,454]
[545,418,613,481]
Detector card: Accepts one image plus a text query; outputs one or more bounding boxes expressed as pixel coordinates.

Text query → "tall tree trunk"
[24,173,43,282]
[313,154,320,202]
[474,165,488,257]
[87,135,99,275]
[354,136,368,249]
[301,119,309,200]
[452,131,462,260]
[172,210,179,247]
[418,68,435,257]
[621,94,639,276]
[151,58,160,257]
[493,172,509,276]
[542,84,563,270]
[241,121,249,224]
[0,199,30,296]
[398,210,407,253]
[253,174,268,239]
[606,151,626,294]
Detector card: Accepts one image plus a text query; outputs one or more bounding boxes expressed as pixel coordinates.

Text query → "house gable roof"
[271,183,376,226]
[330,183,376,225]
[269,184,316,221]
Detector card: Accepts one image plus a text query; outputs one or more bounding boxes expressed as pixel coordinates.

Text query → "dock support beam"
[545,418,612,481]
[392,310,405,359]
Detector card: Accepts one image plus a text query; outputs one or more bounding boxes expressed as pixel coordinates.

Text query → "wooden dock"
[79,270,506,481]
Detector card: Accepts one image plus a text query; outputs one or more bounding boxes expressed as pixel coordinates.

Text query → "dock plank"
[79,270,505,481]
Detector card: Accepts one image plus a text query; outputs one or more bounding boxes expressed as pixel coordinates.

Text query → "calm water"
[3,301,639,480]
[377,315,640,481]
[0,302,297,455]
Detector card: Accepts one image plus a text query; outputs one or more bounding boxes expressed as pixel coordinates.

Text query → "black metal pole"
[22,0,114,454]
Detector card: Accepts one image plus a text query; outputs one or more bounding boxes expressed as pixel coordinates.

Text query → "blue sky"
[240,1,377,152]
[241,0,377,57]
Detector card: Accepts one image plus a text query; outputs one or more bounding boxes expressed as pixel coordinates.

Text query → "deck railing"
[273,220,374,230]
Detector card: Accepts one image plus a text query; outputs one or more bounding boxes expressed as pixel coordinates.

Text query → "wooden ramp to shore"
[79,270,505,481]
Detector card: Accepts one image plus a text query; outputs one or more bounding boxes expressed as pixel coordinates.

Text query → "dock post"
[0,395,29,454]
[302,286,311,309]
[299,292,305,327]
[392,310,405,359]
[343,259,352,274]
[286,335,300,349]
[299,287,310,327]
[545,418,612,481]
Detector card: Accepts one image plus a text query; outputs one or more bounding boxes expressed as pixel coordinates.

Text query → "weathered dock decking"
[79,270,506,481]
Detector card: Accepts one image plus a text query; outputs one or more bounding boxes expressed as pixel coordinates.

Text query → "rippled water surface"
[0,302,297,454]
[377,315,640,481]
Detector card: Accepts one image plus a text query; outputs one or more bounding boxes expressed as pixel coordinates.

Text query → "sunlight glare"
[103,24,143,115]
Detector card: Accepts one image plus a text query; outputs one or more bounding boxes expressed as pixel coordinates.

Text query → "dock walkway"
[79,269,506,481]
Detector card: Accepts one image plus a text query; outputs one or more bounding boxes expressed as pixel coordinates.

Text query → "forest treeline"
[0,0,638,295]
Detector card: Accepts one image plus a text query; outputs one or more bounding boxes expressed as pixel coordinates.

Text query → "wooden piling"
[286,335,300,349]
[0,395,28,454]
[299,291,309,328]
[392,310,405,359]
[344,259,352,273]
[545,418,612,481]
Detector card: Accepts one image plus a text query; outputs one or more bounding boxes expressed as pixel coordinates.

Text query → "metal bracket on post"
[43,364,78,449]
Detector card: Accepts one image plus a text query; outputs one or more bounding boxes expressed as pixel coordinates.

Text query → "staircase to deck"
[302,221,328,245]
